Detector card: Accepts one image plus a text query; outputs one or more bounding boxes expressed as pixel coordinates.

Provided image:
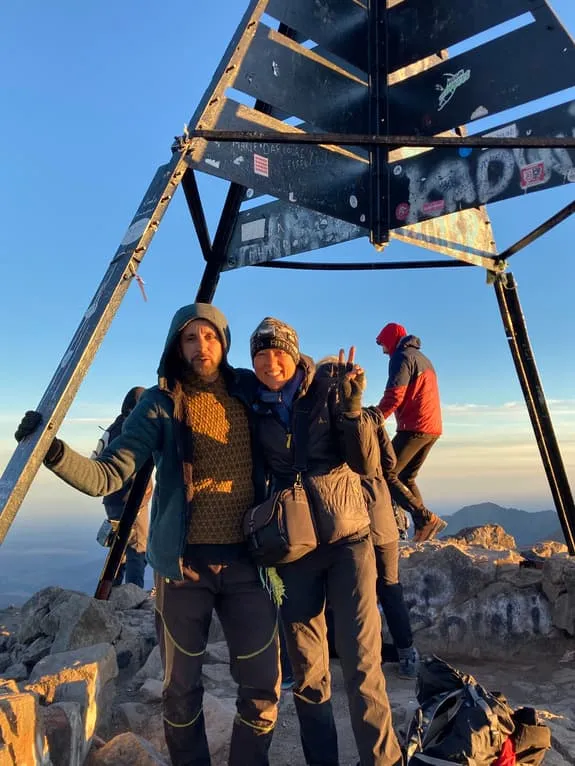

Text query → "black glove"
[15,411,42,441]
[15,410,63,465]
[338,369,365,414]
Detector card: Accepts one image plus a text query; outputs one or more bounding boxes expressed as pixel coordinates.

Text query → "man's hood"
[399,334,421,351]
[157,303,231,388]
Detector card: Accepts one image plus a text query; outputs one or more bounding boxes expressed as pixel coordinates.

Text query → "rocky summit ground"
[103,641,575,765]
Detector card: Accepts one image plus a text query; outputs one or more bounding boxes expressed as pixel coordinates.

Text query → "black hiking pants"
[392,431,439,529]
[154,549,280,766]
[374,542,413,651]
[279,537,402,766]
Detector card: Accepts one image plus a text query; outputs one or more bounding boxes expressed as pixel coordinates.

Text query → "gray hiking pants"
[279,537,402,766]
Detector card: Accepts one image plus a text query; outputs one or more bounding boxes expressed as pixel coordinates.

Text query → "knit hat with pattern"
[250,317,300,365]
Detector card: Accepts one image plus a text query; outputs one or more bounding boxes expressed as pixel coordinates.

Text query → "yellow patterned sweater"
[183,375,254,544]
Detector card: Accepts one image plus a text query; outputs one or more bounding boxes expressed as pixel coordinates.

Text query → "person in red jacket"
[376,322,447,542]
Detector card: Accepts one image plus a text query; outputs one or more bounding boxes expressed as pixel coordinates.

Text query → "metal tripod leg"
[95,458,154,600]
[494,271,575,554]
[0,152,189,545]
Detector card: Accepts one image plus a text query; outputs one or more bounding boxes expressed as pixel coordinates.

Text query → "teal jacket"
[48,303,264,580]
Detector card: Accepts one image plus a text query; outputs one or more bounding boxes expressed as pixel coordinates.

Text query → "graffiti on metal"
[390,100,575,226]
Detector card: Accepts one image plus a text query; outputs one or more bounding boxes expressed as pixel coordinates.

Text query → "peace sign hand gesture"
[337,347,365,415]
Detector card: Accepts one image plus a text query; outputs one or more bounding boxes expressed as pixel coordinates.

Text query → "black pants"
[154,551,280,766]
[391,431,439,528]
[279,538,402,766]
[374,542,413,651]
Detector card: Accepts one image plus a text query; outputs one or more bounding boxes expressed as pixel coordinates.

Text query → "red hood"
[376,323,407,354]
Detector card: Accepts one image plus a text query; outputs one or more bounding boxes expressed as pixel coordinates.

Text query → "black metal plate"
[389,11,575,135]
[224,202,365,270]
[389,99,575,226]
[265,0,369,73]
[236,23,368,133]
[190,99,369,226]
[266,0,541,76]
[388,0,540,72]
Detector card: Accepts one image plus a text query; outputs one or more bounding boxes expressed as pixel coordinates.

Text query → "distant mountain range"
[441,502,565,548]
[0,503,566,608]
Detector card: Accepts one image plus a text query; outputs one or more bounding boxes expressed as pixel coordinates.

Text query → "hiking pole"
[94,458,154,600]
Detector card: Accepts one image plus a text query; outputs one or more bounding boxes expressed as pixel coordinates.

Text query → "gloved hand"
[337,347,365,414]
[14,411,42,441]
[14,410,63,465]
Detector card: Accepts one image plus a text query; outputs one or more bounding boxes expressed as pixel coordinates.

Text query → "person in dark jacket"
[376,322,446,542]
[15,303,280,766]
[250,318,402,766]
[92,386,152,588]
[317,359,418,681]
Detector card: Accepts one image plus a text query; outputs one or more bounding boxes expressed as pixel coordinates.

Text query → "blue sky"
[0,0,574,540]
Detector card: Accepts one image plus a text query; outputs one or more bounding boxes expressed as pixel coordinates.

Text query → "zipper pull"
[286,433,292,448]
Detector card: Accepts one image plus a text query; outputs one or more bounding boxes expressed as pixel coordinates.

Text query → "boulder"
[139,678,163,702]
[26,642,118,761]
[42,700,84,766]
[107,584,149,612]
[0,652,11,673]
[0,688,51,765]
[2,661,28,681]
[87,731,169,765]
[21,635,53,667]
[446,524,516,550]
[113,703,166,755]
[17,586,66,643]
[135,645,163,682]
[49,593,122,654]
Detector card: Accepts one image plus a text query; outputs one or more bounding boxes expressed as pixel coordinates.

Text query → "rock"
[87,732,169,765]
[135,645,163,682]
[17,586,66,643]
[42,701,84,766]
[26,642,118,762]
[0,652,11,673]
[542,558,575,636]
[203,662,233,686]
[113,703,166,755]
[530,541,569,558]
[548,719,575,764]
[115,624,146,673]
[0,679,19,694]
[203,692,236,761]
[49,593,122,654]
[413,579,553,656]
[496,565,543,588]
[107,584,149,611]
[139,678,163,702]
[446,524,516,550]
[0,688,51,765]
[401,544,495,635]
[205,640,229,664]
[21,635,53,666]
[116,701,150,732]
[208,612,225,643]
[553,591,575,636]
[2,661,28,681]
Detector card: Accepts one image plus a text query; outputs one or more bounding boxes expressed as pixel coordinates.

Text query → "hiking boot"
[397,646,419,680]
[413,514,447,542]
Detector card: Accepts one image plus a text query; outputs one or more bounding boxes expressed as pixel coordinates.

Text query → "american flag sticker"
[253,153,269,177]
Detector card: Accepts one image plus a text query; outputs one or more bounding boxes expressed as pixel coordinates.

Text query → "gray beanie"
[250,317,300,365]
